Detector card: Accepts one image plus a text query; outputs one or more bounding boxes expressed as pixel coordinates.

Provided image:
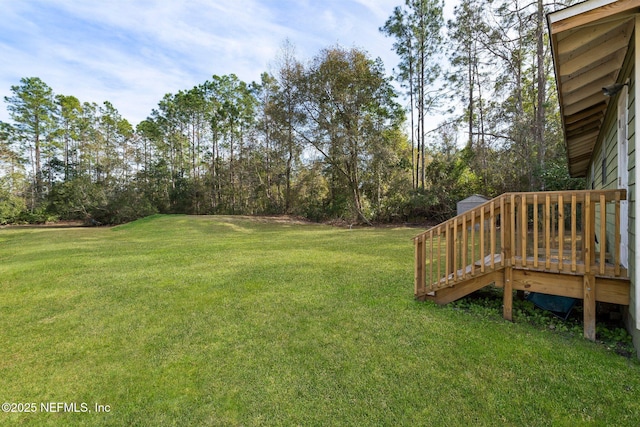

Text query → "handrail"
[414,189,627,297]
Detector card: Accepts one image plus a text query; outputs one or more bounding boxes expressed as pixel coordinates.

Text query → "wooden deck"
[413,190,630,340]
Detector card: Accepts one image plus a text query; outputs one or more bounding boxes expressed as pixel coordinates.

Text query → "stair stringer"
[420,270,504,305]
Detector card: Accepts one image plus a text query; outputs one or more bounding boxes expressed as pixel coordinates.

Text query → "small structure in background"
[456,194,489,216]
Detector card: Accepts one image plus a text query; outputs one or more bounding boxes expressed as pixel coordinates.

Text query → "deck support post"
[583,274,596,340]
[503,267,513,321]
[414,236,427,300]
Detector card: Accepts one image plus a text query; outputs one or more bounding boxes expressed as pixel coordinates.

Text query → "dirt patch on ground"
[244,215,430,229]
[184,214,314,226]
[184,214,435,229]
[1,220,88,229]
[322,218,435,229]
[219,215,314,225]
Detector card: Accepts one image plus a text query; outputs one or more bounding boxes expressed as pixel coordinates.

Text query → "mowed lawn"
[1,215,639,426]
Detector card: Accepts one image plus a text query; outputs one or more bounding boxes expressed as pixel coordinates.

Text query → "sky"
[0,0,423,127]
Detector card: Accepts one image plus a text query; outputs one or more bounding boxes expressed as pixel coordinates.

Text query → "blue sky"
[0,0,414,126]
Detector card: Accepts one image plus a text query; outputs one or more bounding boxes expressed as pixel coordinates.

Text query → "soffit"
[548,0,640,177]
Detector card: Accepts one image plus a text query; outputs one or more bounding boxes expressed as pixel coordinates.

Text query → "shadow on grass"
[448,286,636,358]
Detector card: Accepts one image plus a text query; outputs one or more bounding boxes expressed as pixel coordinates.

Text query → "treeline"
[0,46,410,225]
[0,0,582,226]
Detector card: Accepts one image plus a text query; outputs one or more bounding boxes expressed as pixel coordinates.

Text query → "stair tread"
[434,254,502,287]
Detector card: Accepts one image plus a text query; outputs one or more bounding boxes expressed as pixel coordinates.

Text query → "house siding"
[629,33,640,348]
[589,33,639,348]
[592,89,624,262]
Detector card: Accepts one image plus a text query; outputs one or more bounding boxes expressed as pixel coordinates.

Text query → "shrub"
[0,188,25,224]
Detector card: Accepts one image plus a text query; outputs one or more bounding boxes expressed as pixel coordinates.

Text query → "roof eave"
[548,0,640,178]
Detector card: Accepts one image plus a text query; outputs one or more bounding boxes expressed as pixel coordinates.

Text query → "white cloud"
[0,0,402,126]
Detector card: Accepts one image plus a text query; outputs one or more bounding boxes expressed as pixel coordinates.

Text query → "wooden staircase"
[413,190,630,340]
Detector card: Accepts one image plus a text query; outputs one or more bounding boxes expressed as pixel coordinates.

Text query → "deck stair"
[413,190,630,340]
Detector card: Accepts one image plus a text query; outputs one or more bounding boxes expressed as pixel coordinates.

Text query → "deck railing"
[414,189,627,297]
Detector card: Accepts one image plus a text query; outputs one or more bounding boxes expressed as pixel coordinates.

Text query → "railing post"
[503,194,513,321]
[503,195,512,265]
[510,194,516,266]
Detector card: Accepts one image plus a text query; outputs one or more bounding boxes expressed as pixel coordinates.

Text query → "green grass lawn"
[1,215,639,426]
